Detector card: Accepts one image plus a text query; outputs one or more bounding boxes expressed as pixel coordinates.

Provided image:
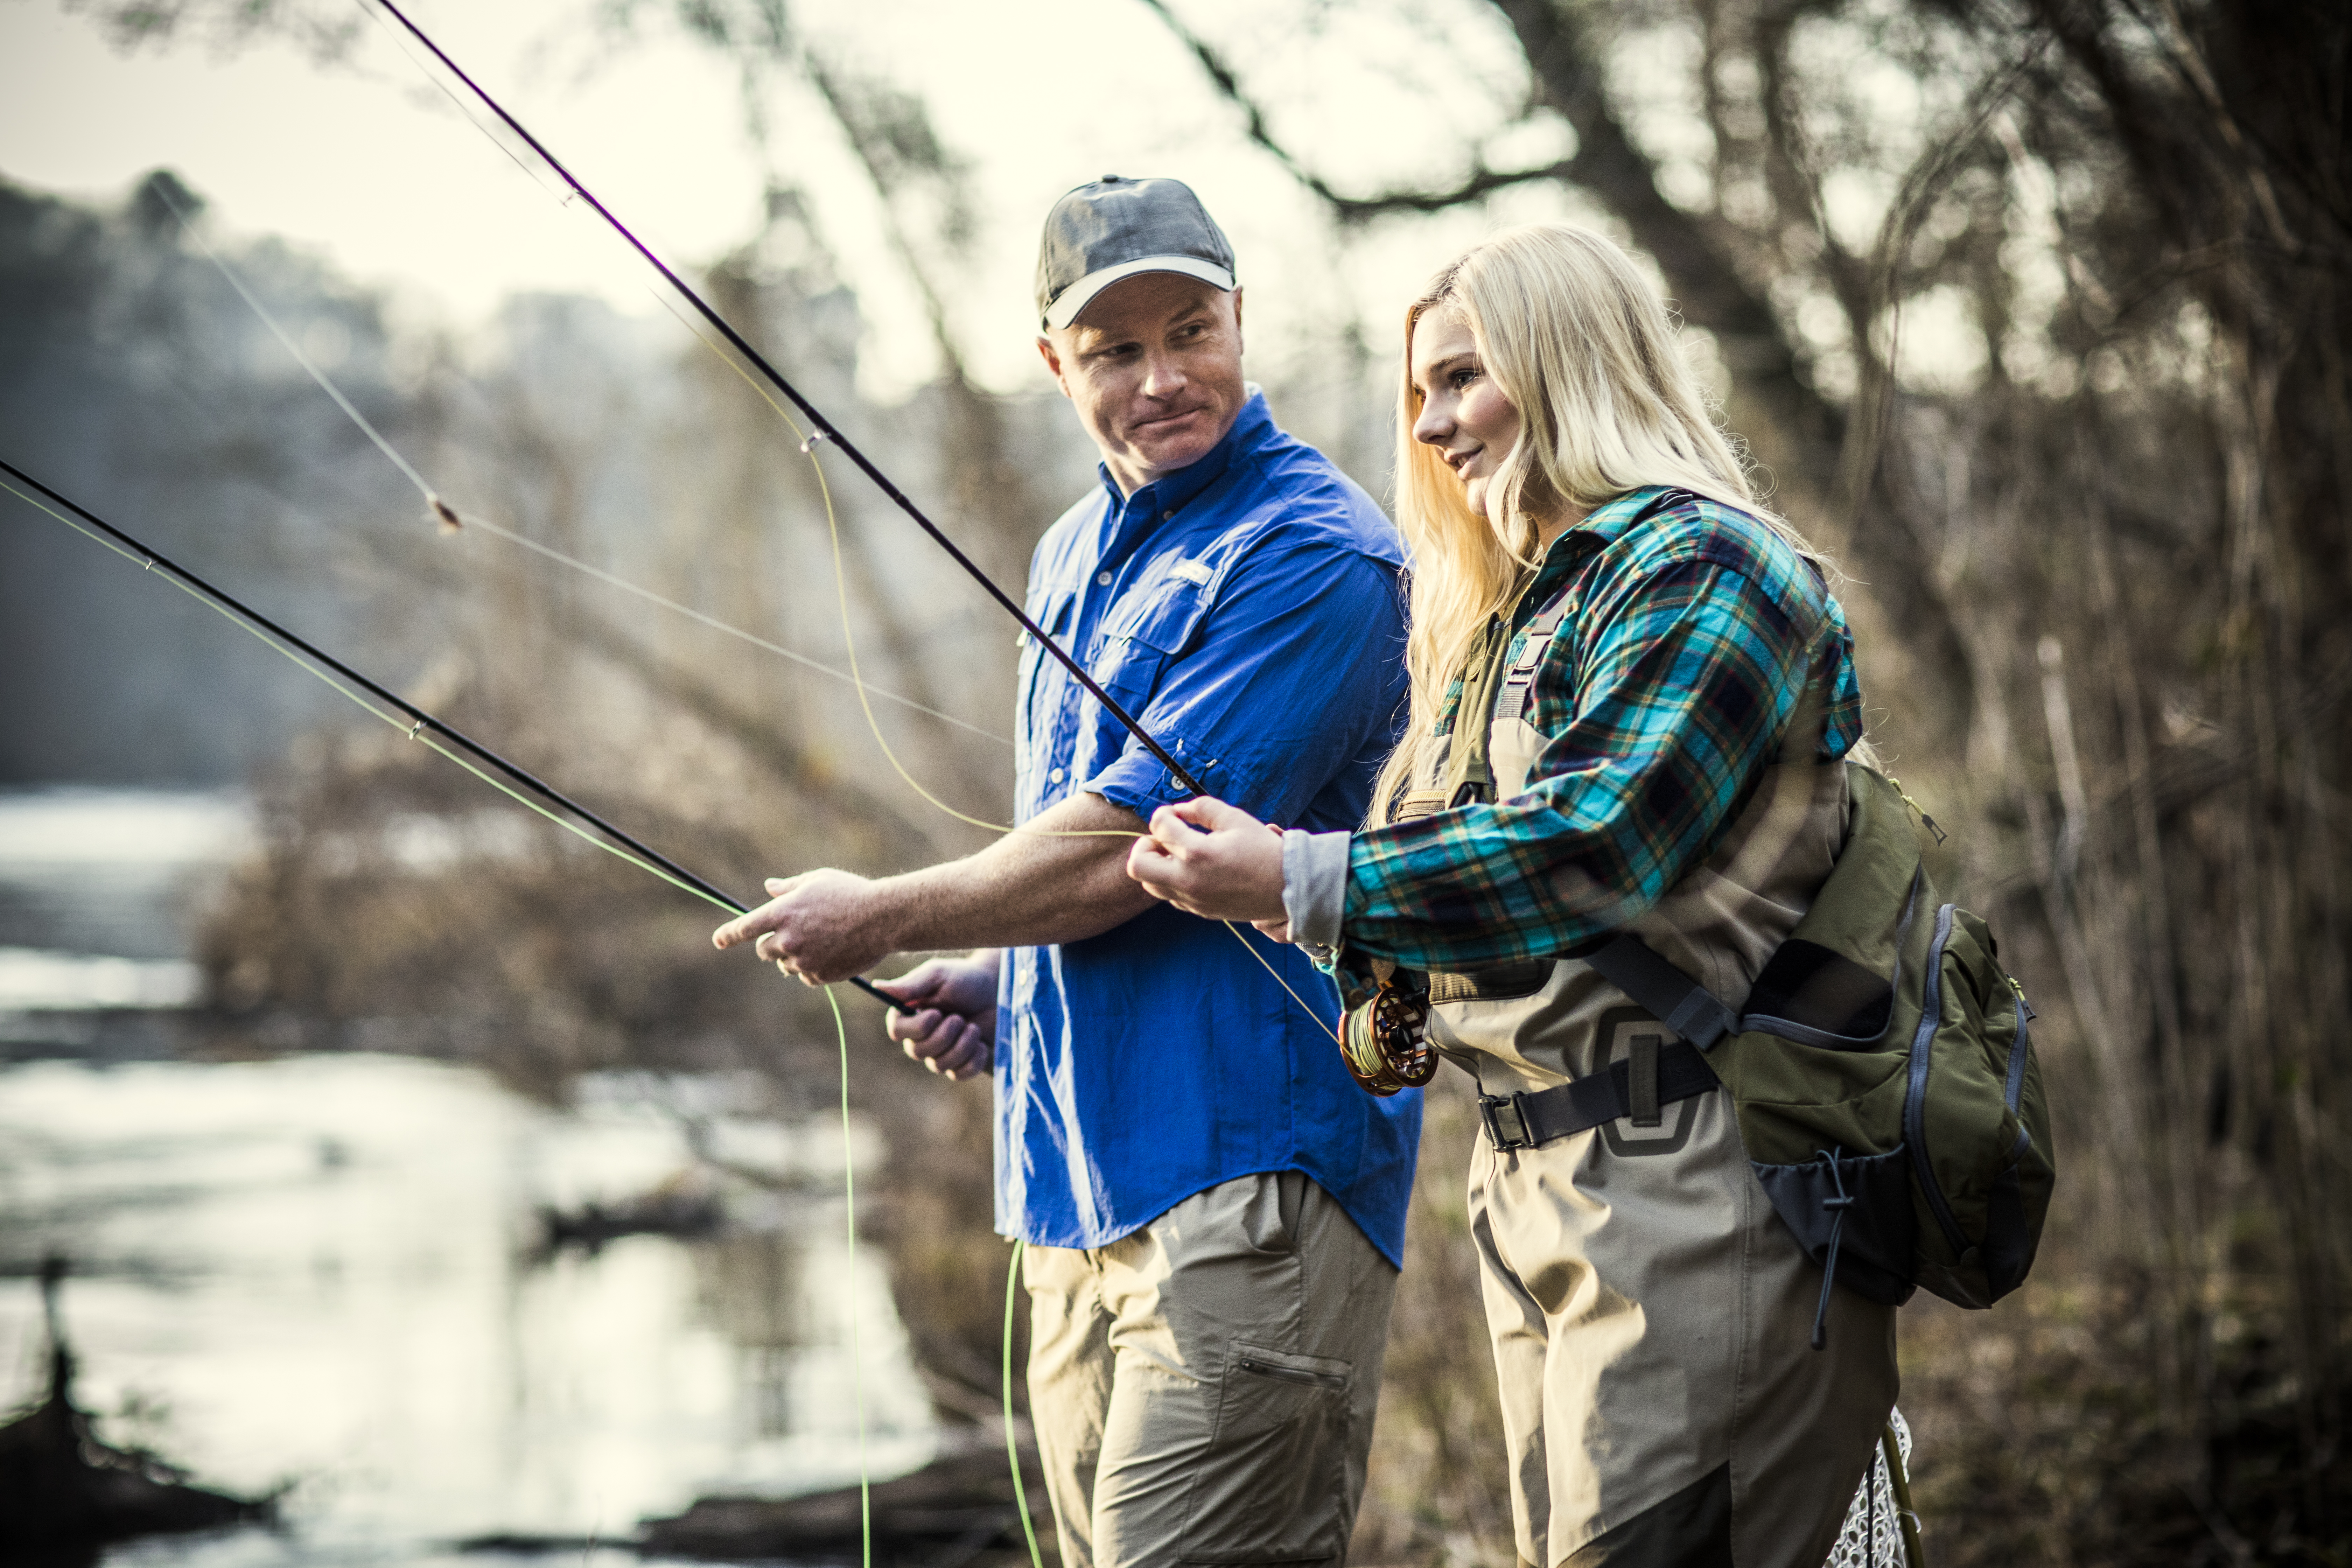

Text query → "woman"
[1126,223,1906,1567]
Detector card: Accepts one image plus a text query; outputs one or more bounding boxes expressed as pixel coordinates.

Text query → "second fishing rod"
[0,454,911,1015]
[366,0,1212,805]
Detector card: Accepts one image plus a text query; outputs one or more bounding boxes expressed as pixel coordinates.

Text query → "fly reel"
[1340,974,1436,1097]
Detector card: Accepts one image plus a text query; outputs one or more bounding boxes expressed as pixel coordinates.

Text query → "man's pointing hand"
[712,869,900,985]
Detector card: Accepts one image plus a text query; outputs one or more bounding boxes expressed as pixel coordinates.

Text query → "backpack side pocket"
[1908,910,2057,1308]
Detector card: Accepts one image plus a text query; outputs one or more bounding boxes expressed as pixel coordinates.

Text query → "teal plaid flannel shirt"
[1341,486,1865,971]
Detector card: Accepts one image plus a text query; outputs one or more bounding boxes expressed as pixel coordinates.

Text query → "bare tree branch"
[1139,0,1975,741]
[1483,0,1844,465]
[62,0,359,61]
[1133,0,1578,221]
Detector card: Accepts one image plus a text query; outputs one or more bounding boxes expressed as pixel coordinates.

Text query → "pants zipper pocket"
[1236,1356,1347,1392]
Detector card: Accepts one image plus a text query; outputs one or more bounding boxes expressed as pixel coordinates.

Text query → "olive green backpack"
[1583,766,2056,1342]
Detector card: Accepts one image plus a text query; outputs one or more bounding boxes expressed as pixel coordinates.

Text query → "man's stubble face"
[1038,273,1247,496]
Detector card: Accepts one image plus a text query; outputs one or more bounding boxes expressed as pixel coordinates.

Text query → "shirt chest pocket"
[1091,579,1212,709]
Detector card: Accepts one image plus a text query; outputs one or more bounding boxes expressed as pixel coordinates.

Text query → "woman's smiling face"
[1409,307,1523,520]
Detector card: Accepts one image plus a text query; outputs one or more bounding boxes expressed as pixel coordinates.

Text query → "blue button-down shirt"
[997,391,1423,1266]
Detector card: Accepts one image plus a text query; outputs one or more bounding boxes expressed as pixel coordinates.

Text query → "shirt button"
[1096,571,1112,586]
[1162,510,1174,520]
[1049,767,1066,783]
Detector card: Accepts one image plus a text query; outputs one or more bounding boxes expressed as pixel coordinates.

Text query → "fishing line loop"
[158,183,1003,746]
[364,0,1206,798]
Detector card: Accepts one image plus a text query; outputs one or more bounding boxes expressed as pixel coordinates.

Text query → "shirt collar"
[1095,388,1273,520]
[1510,485,1676,623]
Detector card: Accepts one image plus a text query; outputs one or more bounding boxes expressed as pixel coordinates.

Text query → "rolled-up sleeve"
[1087,541,1406,827]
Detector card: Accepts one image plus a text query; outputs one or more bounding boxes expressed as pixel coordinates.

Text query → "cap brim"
[1043,256,1236,329]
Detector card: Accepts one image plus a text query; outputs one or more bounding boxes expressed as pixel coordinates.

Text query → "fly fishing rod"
[0,454,911,1014]
[365,0,1212,802]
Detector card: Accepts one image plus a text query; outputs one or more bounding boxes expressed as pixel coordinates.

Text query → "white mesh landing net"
[1822,1406,1915,1568]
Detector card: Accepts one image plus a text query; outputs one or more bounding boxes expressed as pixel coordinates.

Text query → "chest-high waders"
[1395,586,1900,1568]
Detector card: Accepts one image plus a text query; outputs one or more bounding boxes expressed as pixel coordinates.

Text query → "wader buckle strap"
[1477,1041,1720,1150]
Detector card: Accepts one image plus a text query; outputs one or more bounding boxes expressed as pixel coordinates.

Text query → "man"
[712,177,1420,1566]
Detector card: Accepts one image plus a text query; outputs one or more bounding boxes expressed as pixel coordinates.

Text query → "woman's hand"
[1126,797,1288,925]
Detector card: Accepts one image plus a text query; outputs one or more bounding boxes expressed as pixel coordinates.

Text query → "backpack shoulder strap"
[1585,933,1737,1050]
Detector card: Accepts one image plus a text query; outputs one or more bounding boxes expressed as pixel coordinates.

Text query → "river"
[0,788,940,1565]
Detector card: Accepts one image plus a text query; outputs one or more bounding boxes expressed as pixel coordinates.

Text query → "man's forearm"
[877,793,1157,953]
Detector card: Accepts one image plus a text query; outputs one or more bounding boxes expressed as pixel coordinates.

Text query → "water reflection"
[0,1056,936,1560]
[0,789,250,964]
[0,788,939,1563]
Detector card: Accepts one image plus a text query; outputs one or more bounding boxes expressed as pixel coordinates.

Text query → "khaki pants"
[1022,1171,1398,1567]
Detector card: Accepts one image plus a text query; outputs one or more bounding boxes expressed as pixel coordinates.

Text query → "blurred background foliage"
[4,0,2347,1562]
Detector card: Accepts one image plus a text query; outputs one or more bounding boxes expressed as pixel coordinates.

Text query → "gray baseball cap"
[1035,176,1236,330]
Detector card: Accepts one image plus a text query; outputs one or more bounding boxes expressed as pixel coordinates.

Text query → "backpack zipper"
[1235,1356,1348,1392]
[1904,904,1970,1256]
[2002,996,2032,1114]
[2002,995,2037,1162]
[1885,775,1949,845]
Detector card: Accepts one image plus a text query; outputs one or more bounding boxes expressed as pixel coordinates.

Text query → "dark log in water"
[535,1188,726,1256]
[0,1256,272,1560]
[639,1441,1054,1566]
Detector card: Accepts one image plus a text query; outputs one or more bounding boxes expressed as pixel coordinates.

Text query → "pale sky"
[0,0,1589,399]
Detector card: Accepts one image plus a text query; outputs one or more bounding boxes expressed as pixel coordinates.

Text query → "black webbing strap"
[1586,933,1739,1050]
[1477,1040,1720,1151]
[1467,926,1740,1152]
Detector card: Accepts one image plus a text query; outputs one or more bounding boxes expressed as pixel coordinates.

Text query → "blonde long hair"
[1372,223,1842,817]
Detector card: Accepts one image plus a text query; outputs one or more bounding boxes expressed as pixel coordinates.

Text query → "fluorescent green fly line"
[670,314,1124,842]
[1003,1236,1043,1568]
[828,981,872,1568]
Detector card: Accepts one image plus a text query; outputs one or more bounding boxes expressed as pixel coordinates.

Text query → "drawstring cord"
[1810,1146,1855,1352]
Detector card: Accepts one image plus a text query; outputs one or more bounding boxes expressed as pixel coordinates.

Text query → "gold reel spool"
[1340,978,1436,1097]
